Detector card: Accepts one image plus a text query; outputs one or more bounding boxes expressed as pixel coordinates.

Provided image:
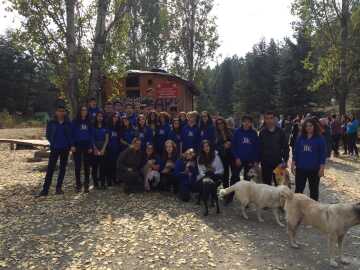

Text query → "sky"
[0,0,295,59]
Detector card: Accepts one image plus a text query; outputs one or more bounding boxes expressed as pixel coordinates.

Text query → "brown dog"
[281,189,360,268]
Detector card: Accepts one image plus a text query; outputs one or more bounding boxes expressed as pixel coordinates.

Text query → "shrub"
[0,110,16,128]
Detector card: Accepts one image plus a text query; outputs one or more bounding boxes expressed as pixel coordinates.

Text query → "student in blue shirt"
[181,112,200,153]
[159,140,178,192]
[347,115,359,157]
[120,116,136,151]
[179,112,187,128]
[125,104,137,126]
[136,114,153,152]
[168,118,182,156]
[142,143,161,191]
[92,111,109,189]
[292,118,326,201]
[106,113,121,186]
[231,115,260,182]
[72,105,93,193]
[147,110,158,137]
[199,111,216,146]
[37,105,74,197]
[155,112,170,154]
[88,97,100,121]
[174,148,198,202]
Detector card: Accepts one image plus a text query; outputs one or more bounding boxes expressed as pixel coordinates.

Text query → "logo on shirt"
[80,124,88,130]
[159,129,165,135]
[188,131,194,137]
[139,132,144,138]
[111,131,117,138]
[200,131,204,136]
[242,137,251,144]
[303,144,312,152]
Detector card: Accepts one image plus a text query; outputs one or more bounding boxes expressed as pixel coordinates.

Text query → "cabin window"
[126,76,139,87]
[126,90,140,98]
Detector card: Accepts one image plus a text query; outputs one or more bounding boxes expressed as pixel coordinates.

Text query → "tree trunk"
[65,0,79,118]
[338,0,350,116]
[88,0,110,104]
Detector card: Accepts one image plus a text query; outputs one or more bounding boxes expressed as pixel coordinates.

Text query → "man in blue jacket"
[37,105,74,196]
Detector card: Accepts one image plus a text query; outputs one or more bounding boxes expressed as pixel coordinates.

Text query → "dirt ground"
[0,128,359,270]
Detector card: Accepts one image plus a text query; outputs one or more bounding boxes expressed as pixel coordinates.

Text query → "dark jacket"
[46,119,73,150]
[118,147,143,172]
[259,127,289,165]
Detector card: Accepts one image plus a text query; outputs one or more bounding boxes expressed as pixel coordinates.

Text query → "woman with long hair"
[106,113,122,186]
[92,111,109,189]
[291,118,326,201]
[168,118,182,155]
[142,143,161,191]
[197,140,224,184]
[155,112,171,154]
[136,114,153,152]
[120,116,136,151]
[147,110,158,136]
[181,111,200,153]
[199,111,216,146]
[215,117,233,189]
[160,140,178,192]
[72,105,93,193]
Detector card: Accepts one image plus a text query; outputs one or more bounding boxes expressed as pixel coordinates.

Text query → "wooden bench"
[0,139,49,150]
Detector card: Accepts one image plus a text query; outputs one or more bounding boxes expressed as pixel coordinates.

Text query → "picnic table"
[0,139,49,149]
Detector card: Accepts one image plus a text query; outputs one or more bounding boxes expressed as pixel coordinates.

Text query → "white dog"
[220,181,290,227]
[280,189,360,268]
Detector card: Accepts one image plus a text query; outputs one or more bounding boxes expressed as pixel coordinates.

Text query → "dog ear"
[280,186,293,200]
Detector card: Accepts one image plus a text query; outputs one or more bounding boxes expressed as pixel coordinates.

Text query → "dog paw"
[340,257,351,265]
[290,242,300,249]
[330,259,339,268]
[278,222,285,227]
[258,218,265,223]
[242,215,249,220]
[203,212,209,217]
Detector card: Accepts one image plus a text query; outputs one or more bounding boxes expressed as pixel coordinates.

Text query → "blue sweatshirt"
[168,129,182,154]
[155,123,170,153]
[88,107,100,119]
[92,126,108,150]
[72,119,92,149]
[232,128,260,162]
[174,159,198,194]
[46,120,73,150]
[181,124,200,152]
[107,128,121,154]
[120,127,136,149]
[200,122,216,146]
[136,126,153,151]
[294,135,326,170]
[346,120,359,134]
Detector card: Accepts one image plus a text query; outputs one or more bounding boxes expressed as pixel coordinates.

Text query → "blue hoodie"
[200,122,216,146]
[107,128,121,154]
[231,127,260,162]
[181,124,200,152]
[120,127,136,150]
[346,119,359,135]
[92,126,108,150]
[294,135,326,170]
[136,126,153,151]
[46,119,73,150]
[168,128,182,154]
[155,123,171,154]
[174,159,198,195]
[72,119,92,149]
[88,107,100,119]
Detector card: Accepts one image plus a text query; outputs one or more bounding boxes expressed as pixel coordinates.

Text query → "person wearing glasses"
[291,118,326,201]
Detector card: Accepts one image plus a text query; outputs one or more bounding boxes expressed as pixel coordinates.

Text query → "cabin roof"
[124,70,199,96]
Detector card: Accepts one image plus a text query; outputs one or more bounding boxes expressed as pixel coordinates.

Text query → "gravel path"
[0,129,359,270]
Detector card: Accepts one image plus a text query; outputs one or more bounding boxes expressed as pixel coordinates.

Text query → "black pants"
[261,162,278,186]
[92,155,107,187]
[73,147,91,189]
[342,134,349,154]
[231,161,252,182]
[331,134,341,156]
[106,152,120,186]
[122,170,143,193]
[295,168,320,201]
[42,148,69,194]
[219,153,233,188]
[160,173,178,193]
[348,133,359,156]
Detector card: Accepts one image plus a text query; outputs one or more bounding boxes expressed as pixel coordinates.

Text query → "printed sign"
[156,81,179,98]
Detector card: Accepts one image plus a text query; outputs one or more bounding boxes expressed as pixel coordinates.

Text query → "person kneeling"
[142,143,161,191]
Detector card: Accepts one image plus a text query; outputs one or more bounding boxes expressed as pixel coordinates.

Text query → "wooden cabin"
[103,70,199,112]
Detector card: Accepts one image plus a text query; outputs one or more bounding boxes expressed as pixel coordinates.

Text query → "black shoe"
[84,186,89,193]
[55,189,64,195]
[36,191,48,198]
[75,187,81,193]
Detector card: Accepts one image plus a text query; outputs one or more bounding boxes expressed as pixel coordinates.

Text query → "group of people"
[37,98,358,204]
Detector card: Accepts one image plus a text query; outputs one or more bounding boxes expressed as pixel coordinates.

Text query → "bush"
[0,110,16,128]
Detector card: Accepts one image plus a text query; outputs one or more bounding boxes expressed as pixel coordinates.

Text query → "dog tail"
[219,183,238,197]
